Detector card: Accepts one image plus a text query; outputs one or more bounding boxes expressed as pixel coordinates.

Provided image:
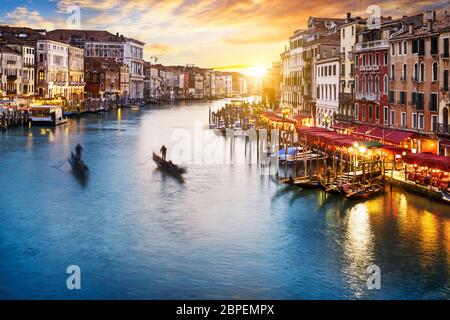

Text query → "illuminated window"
[39,70,44,81]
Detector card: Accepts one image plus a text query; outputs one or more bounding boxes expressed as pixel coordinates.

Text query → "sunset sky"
[1,0,446,75]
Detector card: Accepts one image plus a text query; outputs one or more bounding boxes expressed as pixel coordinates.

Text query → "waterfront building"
[68,46,84,107]
[48,30,145,100]
[281,17,345,125]
[35,39,69,100]
[389,12,441,153]
[436,14,450,155]
[84,57,123,101]
[315,32,340,127]
[2,38,35,96]
[120,64,130,102]
[0,45,23,97]
[214,72,232,98]
[337,14,367,123]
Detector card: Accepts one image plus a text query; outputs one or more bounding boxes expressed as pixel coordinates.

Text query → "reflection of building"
[0,45,23,96]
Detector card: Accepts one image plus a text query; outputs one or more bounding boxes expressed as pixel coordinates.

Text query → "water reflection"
[0,101,448,299]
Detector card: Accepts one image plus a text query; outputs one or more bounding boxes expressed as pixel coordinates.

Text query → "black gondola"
[68,151,89,177]
[152,152,186,174]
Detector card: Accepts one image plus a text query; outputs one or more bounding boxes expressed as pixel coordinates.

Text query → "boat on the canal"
[152,152,186,174]
[285,175,321,189]
[441,189,450,202]
[30,105,67,126]
[343,182,384,200]
[319,181,342,196]
[68,151,89,177]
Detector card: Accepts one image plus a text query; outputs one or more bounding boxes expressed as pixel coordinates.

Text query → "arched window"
[355,75,359,93]
[420,63,425,82]
[375,75,380,93]
[368,76,373,93]
[391,64,395,80]
[402,64,407,80]
[38,70,44,81]
[362,76,366,94]
[39,53,43,63]
[432,62,438,81]
[414,63,419,81]
[384,75,389,94]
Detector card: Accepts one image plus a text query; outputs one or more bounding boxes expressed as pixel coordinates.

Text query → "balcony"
[355,39,389,52]
[7,74,17,81]
[433,123,450,135]
[335,114,355,123]
[356,92,380,101]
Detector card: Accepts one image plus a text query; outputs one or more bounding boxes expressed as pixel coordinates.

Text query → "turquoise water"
[0,100,448,299]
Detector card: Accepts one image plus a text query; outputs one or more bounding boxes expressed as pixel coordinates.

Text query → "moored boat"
[288,175,321,189]
[440,189,450,202]
[344,183,384,200]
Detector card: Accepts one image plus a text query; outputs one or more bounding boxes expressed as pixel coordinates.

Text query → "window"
[354,103,359,119]
[384,75,389,93]
[369,105,373,120]
[390,110,395,126]
[400,91,406,105]
[375,53,379,65]
[398,42,402,55]
[392,44,396,55]
[389,91,395,103]
[384,52,388,65]
[414,63,419,81]
[432,115,438,131]
[430,93,438,111]
[418,114,424,129]
[384,106,389,125]
[375,75,379,93]
[401,112,406,127]
[420,63,425,82]
[391,64,395,80]
[432,62,438,81]
[412,113,417,128]
[402,64,407,80]
[403,41,407,54]
[412,91,417,105]
[444,38,450,57]
[333,64,336,76]
[38,70,44,81]
[431,36,438,55]
[444,70,449,91]
[342,29,345,38]
[369,54,372,65]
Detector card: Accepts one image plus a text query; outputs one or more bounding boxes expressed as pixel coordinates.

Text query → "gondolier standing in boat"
[75,144,83,160]
[160,145,167,161]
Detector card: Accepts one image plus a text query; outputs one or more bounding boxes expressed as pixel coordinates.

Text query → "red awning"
[367,127,393,139]
[384,130,415,145]
[402,152,450,171]
[355,124,375,135]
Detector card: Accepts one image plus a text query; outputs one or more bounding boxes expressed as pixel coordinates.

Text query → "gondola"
[288,175,321,189]
[319,181,342,196]
[344,183,383,200]
[68,152,89,177]
[152,152,186,174]
[440,189,450,202]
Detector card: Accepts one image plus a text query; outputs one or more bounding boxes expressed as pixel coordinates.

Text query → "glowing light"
[245,66,267,79]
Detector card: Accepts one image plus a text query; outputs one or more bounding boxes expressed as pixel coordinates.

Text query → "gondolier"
[160,145,167,160]
[75,144,83,160]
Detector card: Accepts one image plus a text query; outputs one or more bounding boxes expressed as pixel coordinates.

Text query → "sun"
[245,66,267,79]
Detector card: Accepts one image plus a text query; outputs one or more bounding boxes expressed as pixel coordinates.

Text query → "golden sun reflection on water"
[342,202,375,298]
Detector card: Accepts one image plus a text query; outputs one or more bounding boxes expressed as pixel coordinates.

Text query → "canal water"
[0,100,448,299]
